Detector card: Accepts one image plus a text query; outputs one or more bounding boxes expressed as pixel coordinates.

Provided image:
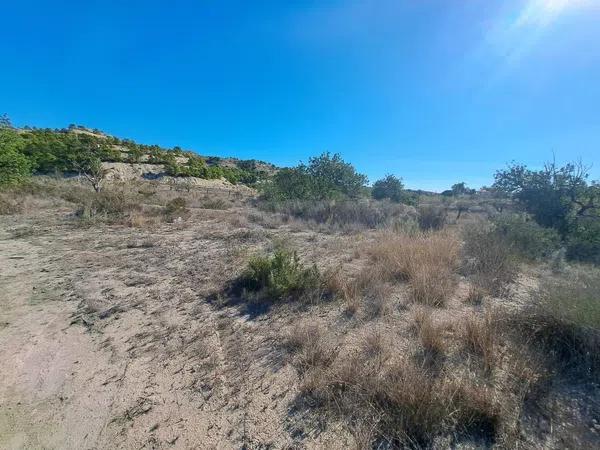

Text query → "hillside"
[9,124,278,187]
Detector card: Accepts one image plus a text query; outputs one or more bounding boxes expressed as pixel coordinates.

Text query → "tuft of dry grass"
[299,349,501,448]
[367,231,460,306]
[462,223,518,297]
[413,308,447,361]
[506,267,600,378]
[285,322,338,374]
[0,193,23,215]
[465,284,486,305]
[462,311,498,374]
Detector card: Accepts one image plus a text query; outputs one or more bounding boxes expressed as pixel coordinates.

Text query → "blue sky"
[2,0,599,191]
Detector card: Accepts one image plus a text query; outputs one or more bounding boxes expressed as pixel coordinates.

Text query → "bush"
[164,197,187,216]
[0,129,32,186]
[368,231,460,306]
[462,224,518,296]
[509,268,600,377]
[73,190,134,221]
[0,193,22,215]
[493,214,561,260]
[566,218,600,264]
[417,204,447,230]
[260,199,417,230]
[240,248,321,302]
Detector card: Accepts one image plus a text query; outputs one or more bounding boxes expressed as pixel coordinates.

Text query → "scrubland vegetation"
[1,119,599,448]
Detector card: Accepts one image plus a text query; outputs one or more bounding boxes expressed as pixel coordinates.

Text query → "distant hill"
[11,124,278,186]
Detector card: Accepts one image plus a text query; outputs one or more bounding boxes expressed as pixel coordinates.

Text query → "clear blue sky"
[2,0,599,191]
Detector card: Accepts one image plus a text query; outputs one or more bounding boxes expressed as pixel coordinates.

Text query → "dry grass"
[462,223,518,296]
[297,347,501,448]
[465,284,486,305]
[462,311,498,374]
[0,193,23,215]
[285,321,338,374]
[367,230,460,306]
[506,268,600,378]
[412,308,447,362]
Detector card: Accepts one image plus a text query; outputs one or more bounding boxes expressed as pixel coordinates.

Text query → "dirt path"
[0,226,117,449]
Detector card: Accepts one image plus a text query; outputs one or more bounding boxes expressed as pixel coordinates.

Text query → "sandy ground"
[0,202,356,450]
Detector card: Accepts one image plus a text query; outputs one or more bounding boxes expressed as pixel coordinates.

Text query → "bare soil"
[0,192,363,449]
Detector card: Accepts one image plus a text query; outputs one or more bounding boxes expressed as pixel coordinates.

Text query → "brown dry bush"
[417,204,448,231]
[0,193,22,215]
[462,223,518,296]
[462,311,498,374]
[299,349,501,448]
[367,231,460,306]
[260,199,417,231]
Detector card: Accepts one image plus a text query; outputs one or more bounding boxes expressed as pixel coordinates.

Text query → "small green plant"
[241,248,321,302]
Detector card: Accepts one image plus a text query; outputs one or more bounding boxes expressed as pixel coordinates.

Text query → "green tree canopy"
[372,174,408,203]
[263,152,367,200]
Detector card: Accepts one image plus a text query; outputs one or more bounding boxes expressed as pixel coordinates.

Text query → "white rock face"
[101,162,254,192]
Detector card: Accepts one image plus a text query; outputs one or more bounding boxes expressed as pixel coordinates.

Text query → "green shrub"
[240,248,321,302]
[165,197,187,216]
[493,214,561,260]
[566,218,600,264]
[417,204,447,230]
[0,130,32,186]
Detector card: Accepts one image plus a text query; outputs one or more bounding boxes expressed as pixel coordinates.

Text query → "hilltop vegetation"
[0,117,275,187]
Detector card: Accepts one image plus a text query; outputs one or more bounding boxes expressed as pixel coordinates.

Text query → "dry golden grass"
[462,311,498,374]
[285,321,338,374]
[367,230,460,306]
[465,284,486,305]
[412,308,447,359]
[298,346,501,448]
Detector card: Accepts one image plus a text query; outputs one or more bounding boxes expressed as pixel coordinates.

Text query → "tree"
[263,152,368,201]
[71,142,109,192]
[372,174,406,202]
[493,160,599,235]
[305,152,368,199]
[263,167,315,200]
[451,182,475,196]
[0,113,12,129]
[0,128,31,186]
